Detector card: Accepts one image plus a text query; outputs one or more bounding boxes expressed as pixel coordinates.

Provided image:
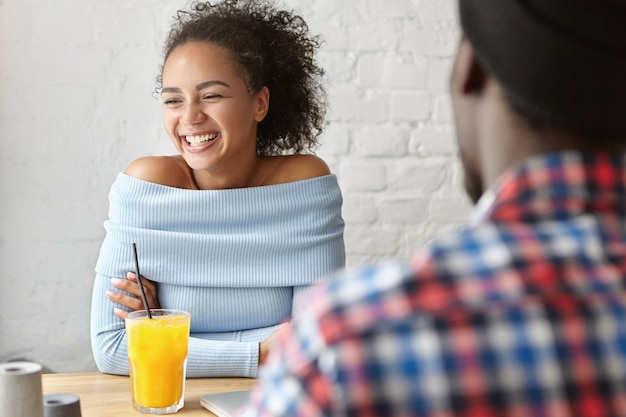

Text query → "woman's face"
[160,41,269,172]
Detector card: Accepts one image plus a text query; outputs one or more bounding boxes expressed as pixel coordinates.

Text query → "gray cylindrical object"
[43,393,82,417]
[0,361,44,417]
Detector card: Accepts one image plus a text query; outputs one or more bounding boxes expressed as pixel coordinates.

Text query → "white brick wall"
[307,0,471,268]
[0,0,471,372]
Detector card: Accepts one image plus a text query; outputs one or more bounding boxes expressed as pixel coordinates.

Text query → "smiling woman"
[90,0,345,378]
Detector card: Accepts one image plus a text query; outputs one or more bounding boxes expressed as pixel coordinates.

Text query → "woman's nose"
[180,102,206,124]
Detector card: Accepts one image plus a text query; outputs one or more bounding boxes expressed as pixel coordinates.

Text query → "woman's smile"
[180,131,221,152]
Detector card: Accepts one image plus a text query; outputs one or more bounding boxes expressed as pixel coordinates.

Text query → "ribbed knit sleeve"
[90,173,345,378]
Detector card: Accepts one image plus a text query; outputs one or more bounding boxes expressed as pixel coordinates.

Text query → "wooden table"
[42,372,255,416]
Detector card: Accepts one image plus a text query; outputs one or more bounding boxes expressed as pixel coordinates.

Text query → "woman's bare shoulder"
[124,156,194,188]
[265,154,331,185]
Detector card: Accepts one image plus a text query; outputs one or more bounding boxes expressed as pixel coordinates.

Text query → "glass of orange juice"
[125,309,191,414]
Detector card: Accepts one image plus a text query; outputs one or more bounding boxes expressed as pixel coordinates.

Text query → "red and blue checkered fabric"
[242,151,626,417]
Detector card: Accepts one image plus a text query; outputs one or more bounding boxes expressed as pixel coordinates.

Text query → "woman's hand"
[259,323,292,365]
[106,272,160,319]
[259,337,273,365]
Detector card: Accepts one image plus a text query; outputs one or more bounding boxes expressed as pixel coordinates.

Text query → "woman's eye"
[203,94,221,100]
[163,98,181,105]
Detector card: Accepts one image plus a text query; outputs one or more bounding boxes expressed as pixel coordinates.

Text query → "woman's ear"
[254,86,270,122]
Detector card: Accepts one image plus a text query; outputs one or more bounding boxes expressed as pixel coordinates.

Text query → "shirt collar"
[469,151,626,225]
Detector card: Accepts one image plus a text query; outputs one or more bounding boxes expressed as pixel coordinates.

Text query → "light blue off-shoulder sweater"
[90,173,345,378]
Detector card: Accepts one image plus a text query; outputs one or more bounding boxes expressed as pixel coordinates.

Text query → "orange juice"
[125,309,190,414]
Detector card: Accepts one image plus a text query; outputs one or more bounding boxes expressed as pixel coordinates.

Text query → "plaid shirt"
[241,151,626,417]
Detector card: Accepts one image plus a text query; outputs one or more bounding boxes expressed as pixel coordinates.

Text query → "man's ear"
[451,37,487,95]
[254,86,270,122]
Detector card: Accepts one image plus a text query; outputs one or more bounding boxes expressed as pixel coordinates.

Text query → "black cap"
[459,0,626,136]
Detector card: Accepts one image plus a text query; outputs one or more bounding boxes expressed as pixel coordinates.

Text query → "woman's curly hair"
[158,0,327,156]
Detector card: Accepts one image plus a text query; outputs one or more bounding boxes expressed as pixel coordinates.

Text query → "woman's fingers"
[107,272,161,312]
[106,288,146,311]
[128,273,160,306]
[113,307,129,320]
[129,273,161,309]
[109,275,140,297]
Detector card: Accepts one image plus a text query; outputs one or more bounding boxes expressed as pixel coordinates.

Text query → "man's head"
[450,0,626,203]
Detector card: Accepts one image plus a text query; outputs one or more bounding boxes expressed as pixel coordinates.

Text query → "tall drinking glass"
[125,309,191,414]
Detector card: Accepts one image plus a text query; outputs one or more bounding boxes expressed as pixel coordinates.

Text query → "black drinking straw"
[132,242,152,319]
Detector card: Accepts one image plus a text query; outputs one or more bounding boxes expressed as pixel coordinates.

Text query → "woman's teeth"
[185,133,218,146]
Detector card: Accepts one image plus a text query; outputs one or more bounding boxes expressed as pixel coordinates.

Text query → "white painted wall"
[0,0,469,372]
